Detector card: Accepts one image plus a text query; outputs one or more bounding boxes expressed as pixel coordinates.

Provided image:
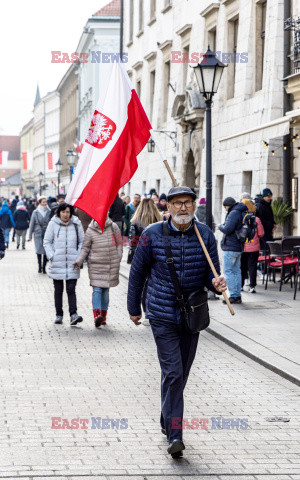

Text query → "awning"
[219,116,291,148]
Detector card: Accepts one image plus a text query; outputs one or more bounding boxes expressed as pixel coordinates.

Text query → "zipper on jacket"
[181,233,184,287]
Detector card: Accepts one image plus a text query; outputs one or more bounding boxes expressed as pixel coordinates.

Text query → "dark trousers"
[149,318,199,443]
[53,279,77,316]
[241,251,260,288]
[37,254,47,272]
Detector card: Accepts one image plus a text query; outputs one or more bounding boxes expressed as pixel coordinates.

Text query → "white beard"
[173,212,194,225]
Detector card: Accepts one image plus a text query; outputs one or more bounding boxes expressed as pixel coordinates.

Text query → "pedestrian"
[74,215,122,327]
[157,193,168,213]
[13,201,30,250]
[123,193,141,236]
[49,198,59,219]
[28,196,51,273]
[10,197,18,243]
[27,199,36,219]
[240,198,264,293]
[0,200,16,248]
[0,227,5,260]
[255,188,276,249]
[218,197,247,304]
[57,194,66,205]
[127,186,226,458]
[124,195,131,205]
[128,198,162,264]
[109,193,126,232]
[195,198,216,232]
[43,203,84,326]
[151,192,159,204]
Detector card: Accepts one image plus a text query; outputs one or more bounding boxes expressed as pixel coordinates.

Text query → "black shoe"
[70,314,83,326]
[167,439,185,456]
[161,428,167,436]
[55,316,63,324]
[16,244,19,249]
[43,269,47,274]
[38,267,42,273]
[22,246,25,250]
[171,451,184,459]
[223,297,242,304]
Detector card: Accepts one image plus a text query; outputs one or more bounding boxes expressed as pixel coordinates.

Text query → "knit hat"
[199,198,206,205]
[17,201,24,206]
[240,192,252,201]
[223,197,236,207]
[262,188,273,197]
[159,193,167,201]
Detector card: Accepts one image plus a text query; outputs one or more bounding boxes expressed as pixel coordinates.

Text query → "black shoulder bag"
[163,221,210,333]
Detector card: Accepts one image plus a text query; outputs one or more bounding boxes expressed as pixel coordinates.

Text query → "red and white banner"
[66,62,152,230]
[0,151,8,167]
[22,152,33,170]
[47,152,53,170]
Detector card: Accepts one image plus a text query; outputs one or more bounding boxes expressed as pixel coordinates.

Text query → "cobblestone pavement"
[0,243,299,480]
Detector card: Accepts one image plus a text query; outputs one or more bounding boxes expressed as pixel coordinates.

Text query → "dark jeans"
[53,279,77,316]
[149,318,199,443]
[241,251,260,288]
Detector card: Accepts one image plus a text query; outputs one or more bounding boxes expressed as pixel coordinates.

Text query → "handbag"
[163,221,210,333]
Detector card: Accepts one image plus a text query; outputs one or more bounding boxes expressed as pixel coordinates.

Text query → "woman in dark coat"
[0,227,5,259]
[28,196,51,273]
[0,200,16,248]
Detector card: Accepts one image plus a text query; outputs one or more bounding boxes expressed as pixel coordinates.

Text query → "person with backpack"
[240,198,264,293]
[0,200,16,248]
[43,203,84,326]
[73,215,122,328]
[13,201,30,249]
[218,197,248,304]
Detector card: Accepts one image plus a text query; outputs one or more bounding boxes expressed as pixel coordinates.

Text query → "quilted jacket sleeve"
[219,210,239,235]
[75,228,92,266]
[43,221,55,260]
[127,230,152,316]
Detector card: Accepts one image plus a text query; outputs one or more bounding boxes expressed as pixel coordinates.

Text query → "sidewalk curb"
[120,266,300,387]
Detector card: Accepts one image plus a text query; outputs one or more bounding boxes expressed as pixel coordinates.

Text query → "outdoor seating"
[265,241,298,291]
[293,246,300,300]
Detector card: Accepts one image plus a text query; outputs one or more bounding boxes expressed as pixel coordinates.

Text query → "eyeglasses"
[171,200,194,209]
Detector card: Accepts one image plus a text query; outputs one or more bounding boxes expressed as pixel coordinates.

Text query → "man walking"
[123,193,141,236]
[127,186,226,458]
[109,193,126,232]
[218,197,247,304]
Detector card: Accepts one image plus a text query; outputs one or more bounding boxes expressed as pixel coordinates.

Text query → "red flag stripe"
[22,152,28,170]
[73,91,150,229]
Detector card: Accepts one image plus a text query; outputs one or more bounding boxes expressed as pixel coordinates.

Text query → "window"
[227,16,239,99]
[208,28,217,52]
[138,0,143,33]
[164,0,171,6]
[129,0,134,42]
[127,181,131,196]
[149,70,156,120]
[255,1,267,91]
[142,181,146,195]
[156,179,161,195]
[242,171,252,196]
[136,80,141,99]
[150,0,156,19]
[182,45,190,90]
[162,61,170,123]
[215,175,224,223]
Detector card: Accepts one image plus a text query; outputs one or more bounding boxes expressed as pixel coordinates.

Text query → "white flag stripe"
[67,62,132,204]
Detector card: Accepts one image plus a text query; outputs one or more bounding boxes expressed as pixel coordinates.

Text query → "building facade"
[76,0,120,144]
[0,135,21,198]
[123,0,292,226]
[20,118,34,197]
[33,91,60,197]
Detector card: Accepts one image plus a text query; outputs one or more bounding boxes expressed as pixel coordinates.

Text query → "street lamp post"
[55,159,62,195]
[66,149,77,183]
[38,171,44,196]
[192,47,227,229]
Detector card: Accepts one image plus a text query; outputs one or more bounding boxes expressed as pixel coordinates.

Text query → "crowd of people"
[0,185,277,458]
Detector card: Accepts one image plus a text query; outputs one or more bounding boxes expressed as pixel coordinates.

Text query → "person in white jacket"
[43,203,84,325]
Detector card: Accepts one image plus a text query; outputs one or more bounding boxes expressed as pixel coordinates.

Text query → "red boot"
[100,310,107,325]
[93,309,103,328]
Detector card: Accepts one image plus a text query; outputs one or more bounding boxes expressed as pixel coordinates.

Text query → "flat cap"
[167,186,197,202]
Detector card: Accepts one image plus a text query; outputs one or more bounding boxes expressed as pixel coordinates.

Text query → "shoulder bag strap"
[163,221,185,312]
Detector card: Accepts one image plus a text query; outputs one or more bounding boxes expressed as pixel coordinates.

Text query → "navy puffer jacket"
[127,217,221,323]
[219,203,248,252]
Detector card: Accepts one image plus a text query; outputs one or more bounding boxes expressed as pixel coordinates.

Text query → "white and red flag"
[66,62,152,231]
[0,151,8,167]
[47,152,53,170]
[22,152,33,170]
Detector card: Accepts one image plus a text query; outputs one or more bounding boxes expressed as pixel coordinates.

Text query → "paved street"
[0,242,299,480]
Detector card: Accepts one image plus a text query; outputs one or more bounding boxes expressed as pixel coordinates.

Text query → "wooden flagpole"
[150,132,235,316]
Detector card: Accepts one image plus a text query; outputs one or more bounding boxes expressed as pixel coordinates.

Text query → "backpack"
[236,212,257,243]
